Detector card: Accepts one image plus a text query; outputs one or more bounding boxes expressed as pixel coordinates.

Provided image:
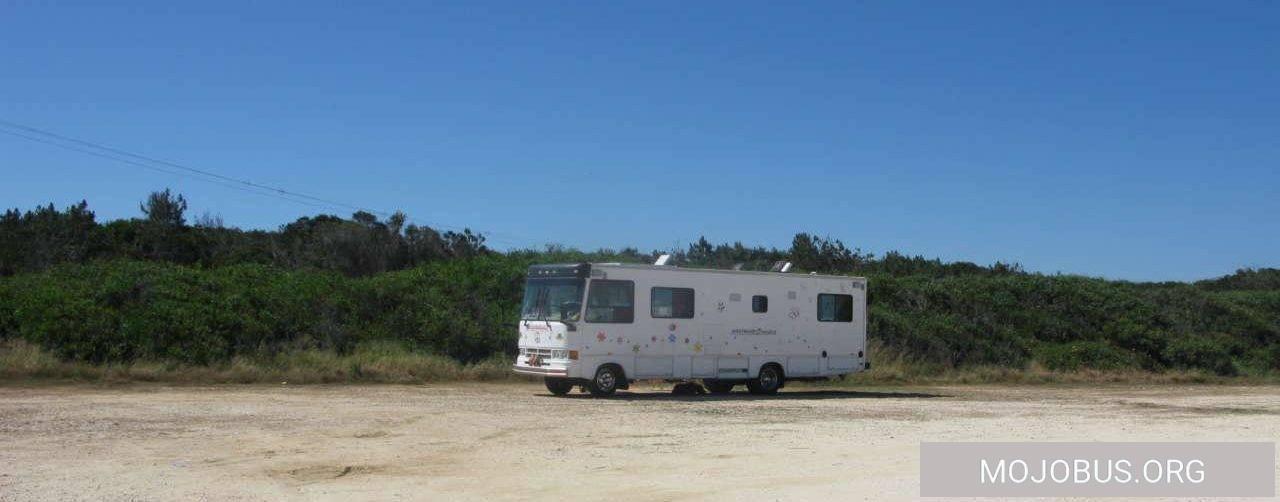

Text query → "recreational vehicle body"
[512,262,868,396]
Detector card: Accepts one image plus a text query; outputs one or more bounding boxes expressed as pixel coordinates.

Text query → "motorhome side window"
[585,280,634,323]
[752,295,768,313]
[651,287,694,319]
[817,293,853,322]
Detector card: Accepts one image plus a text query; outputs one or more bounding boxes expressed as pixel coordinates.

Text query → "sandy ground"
[1,382,1277,501]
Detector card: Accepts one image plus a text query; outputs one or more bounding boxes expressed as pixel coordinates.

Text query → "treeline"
[1,191,1278,377]
[0,190,487,277]
[1,191,1026,279]
[1195,268,1280,291]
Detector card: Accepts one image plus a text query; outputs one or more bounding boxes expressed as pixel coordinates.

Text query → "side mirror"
[560,301,581,331]
[559,301,582,321]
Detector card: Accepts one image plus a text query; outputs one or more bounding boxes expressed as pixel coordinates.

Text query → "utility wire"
[0,118,392,219]
[0,118,539,249]
[0,128,334,212]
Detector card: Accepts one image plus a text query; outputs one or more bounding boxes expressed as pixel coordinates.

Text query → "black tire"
[587,365,622,397]
[702,379,735,394]
[746,364,783,395]
[544,377,574,396]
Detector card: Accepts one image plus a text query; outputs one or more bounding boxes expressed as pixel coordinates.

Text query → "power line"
[0,128,335,212]
[0,118,393,218]
[0,118,539,248]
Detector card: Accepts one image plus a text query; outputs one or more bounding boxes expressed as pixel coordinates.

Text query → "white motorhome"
[513,261,868,396]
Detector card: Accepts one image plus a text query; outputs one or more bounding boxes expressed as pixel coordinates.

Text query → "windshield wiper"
[536,288,551,326]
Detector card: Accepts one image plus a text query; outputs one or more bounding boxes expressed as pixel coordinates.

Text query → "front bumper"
[514,347,575,377]
[512,364,569,377]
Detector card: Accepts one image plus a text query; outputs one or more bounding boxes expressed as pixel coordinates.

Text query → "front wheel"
[746,365,783,395]
[587,365,622,396]
[545,377,574,396]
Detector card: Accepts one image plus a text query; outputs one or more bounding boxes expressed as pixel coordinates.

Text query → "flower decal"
[667,333,677,343]
[668,323,677,332]
[596,332,607,342]
[632,344,641,353]
[693,343,703,353]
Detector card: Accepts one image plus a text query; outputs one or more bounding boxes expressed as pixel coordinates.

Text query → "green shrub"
[0,278,14,340]
[4,193,1277,376]
[1,256,1278,376]
[355,254,525,362]
[0,256,531,365]
[1034,341,1139,371]
[1162,335,1238,376]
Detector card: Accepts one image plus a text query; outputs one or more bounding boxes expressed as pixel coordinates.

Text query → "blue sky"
[2,1,1276,281]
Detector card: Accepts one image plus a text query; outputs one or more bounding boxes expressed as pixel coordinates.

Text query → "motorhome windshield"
[520,278,584,321]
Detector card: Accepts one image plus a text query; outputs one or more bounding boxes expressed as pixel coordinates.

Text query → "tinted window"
[817,293,853,322]
[752,295,768,313]
[651,287,695,319]
[586,280,634,323]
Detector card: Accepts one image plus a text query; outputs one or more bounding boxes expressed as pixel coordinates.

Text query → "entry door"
[819,291,858,373]
[687,289,718,378]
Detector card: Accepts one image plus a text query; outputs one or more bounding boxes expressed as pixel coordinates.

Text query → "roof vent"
[654,254,672,266]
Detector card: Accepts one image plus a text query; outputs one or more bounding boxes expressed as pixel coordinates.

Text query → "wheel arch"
[594,362,630,390]
[748,356,786,378]
[596,361,627,379]
[760,361,786,388]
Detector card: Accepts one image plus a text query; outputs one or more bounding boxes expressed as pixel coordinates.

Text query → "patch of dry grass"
[0,339,534,384]
[3,338,1274,386]
[826,340,1276,386]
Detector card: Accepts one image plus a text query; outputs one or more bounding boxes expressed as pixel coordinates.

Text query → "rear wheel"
[746,365,783,395]
[587,365,622,396]
[544,377,574,396]
[702,379,735,394]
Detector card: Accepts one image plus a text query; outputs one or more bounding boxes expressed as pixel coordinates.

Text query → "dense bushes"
[1033,342,1139,371]
[0,256,527,365]
[2,256,1278,376]
[2,261,344,363]
[1,192,1278,378]
[864,273,1279,375]
[355,256,526,361]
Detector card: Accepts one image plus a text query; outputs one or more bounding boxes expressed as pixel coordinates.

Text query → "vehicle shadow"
[547,389,948,401]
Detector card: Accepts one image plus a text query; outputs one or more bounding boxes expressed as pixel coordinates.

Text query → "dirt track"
[1,383,1278,501]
